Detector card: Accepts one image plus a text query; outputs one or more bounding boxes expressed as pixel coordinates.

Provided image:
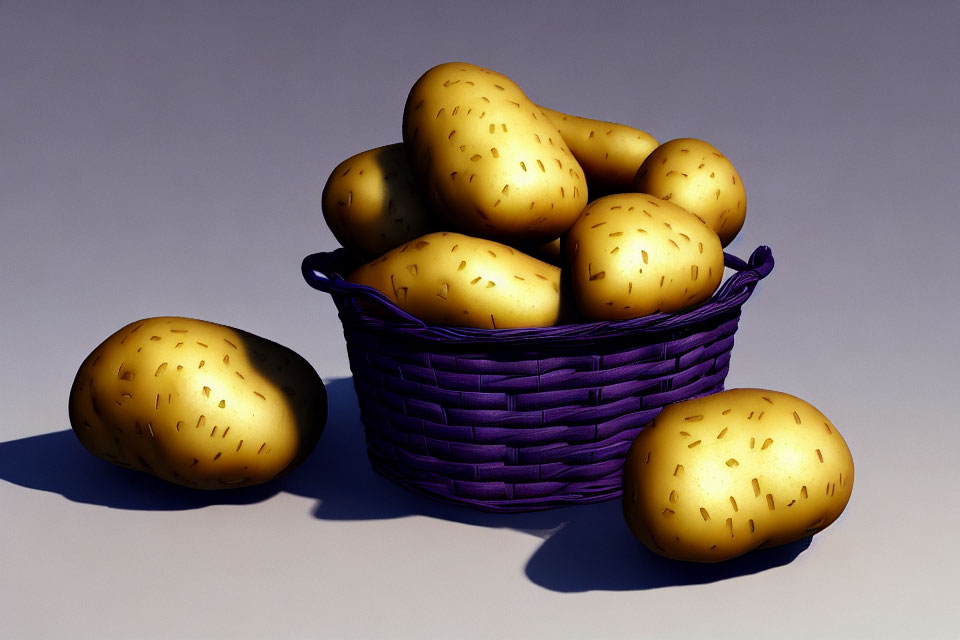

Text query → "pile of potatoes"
[65,62,853,568]
[323,62,747,329]
[322,62,854,563]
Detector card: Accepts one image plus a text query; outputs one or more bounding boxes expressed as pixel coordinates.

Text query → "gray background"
[2,1,957,638]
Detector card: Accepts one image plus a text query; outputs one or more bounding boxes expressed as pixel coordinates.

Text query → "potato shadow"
[0,377,562,527]
[0,377,810,589]
[522,499,812,591]
[0,429,281,509]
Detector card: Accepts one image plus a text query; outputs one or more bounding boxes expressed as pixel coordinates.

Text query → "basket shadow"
[276,377,578,536]
[282,377,812,588]
[0,429,281,510]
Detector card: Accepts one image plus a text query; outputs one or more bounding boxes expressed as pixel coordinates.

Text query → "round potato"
[538,105,658,196]
[633,138,746,247]
[565,193,724,320]
[68,317,327,489]
[322,143,439,259]
[622,389,854,563]
[348,231,561,329]
[402,62,588,244]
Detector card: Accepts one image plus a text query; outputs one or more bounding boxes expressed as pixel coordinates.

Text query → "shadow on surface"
[0,378,561,526]
[1,377,810,588]
[281,378,813,589]
[0,429,280,510]
[523,499,812,591]
[0,379,371,510]
[276,378,578,538]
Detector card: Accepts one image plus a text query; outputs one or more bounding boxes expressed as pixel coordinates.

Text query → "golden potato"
[68,317,327,489]
[348,231,561,329]
[565,193,724,320]
[622,389,854,563]
[402,62,588,244]
[633,138,746,247]
[538,105,658,195]
[322,143,439,259]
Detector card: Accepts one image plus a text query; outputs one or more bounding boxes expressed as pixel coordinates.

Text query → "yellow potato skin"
[402,62,588,244]
[633,138,746,247]
[348,231,561,329]
[565,193,724,320]
[68,317,327,489]
[322,143,439,259]
[538,105,658,195]
[622,389,854,563]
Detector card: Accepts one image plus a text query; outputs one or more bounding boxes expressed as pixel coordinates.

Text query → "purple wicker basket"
[302,245,773,512]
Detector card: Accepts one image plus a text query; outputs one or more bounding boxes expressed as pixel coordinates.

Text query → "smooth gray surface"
[2,2,957,638]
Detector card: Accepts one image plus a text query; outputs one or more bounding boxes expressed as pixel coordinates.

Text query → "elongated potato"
[538,105,658,195]
[68,317,327,489]
[633,138,746,247]
[622,389,854,562]
[322,143,439,259]
[565,193,724,320]
[402,62,588,243]
[348,231,561,329]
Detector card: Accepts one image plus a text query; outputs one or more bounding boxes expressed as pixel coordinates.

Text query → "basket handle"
[301,252,428,327]
[715,245,774,302]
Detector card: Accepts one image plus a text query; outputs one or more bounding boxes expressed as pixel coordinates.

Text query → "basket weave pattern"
[303,245,773,512]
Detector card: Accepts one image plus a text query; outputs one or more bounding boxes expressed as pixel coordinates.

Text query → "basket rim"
[302,245,773,345]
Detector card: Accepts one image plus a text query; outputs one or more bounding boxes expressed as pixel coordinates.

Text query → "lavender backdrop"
[2,2,958,638]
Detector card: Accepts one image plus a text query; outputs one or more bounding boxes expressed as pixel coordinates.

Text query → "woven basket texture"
[302,245,773,512]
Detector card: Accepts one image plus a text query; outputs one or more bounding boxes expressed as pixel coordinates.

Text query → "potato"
[348,231,561,329]
[633,138,746,247]
[538,105,658,195]
[622,389,854,563]
[565,193,724,320]
[322,143,439,259]
[68,317,327,489]
[402,62,588,244]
